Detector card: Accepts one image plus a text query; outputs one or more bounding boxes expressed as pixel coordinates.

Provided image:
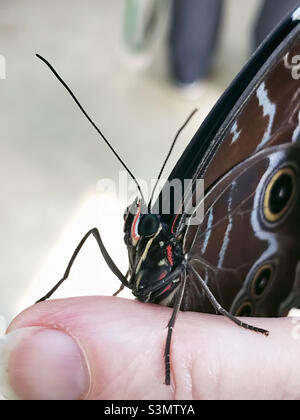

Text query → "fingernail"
[0,327,90,400]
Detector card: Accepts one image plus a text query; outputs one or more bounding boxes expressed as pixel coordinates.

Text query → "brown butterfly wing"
[200,25,300,190]
[183,141,300,316]
[179,21,300,317]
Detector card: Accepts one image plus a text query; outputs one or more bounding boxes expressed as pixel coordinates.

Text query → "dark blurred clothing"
[169,0,222,85]
[254,0,300,48]
[169,0,300,85]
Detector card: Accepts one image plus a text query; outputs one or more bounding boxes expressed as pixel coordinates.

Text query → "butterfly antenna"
[148,108,198,211]
[36,53,145,203]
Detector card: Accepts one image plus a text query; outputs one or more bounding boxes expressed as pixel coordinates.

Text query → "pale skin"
[6,296,300,399]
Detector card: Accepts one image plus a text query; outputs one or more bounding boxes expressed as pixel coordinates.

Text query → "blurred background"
[0,0,299,331]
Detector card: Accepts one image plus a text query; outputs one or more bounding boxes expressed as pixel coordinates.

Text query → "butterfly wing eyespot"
[263,167,297,223]
[250,264,273,298]
[235,302,253,317]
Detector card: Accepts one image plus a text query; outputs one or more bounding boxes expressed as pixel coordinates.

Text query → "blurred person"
[123,0,300,85]
[169,0,300,85]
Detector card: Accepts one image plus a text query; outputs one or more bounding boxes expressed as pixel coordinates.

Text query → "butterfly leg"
[189,264,269,336]
[36,227,130,303]
[164,267,187,385]
[113,269,132,296]
[113,283,125,296]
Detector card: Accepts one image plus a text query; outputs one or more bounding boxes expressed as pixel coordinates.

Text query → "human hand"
[1,296,300,400]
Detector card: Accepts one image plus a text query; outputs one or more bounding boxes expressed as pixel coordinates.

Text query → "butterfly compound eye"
[137,214,159,237]
[263,167,297,223]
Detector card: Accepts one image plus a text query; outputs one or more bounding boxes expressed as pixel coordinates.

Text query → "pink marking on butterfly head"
[166,245,174,266]
[159,270,168,281]
[131,205,141,241]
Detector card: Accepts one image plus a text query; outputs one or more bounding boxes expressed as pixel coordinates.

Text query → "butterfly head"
[123,198,182,304]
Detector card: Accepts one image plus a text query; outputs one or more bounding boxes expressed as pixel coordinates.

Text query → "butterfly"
[36,6,300,385]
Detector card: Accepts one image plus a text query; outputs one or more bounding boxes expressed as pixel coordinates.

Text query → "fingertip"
[5,297,173,399]
[5,296,300,399]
